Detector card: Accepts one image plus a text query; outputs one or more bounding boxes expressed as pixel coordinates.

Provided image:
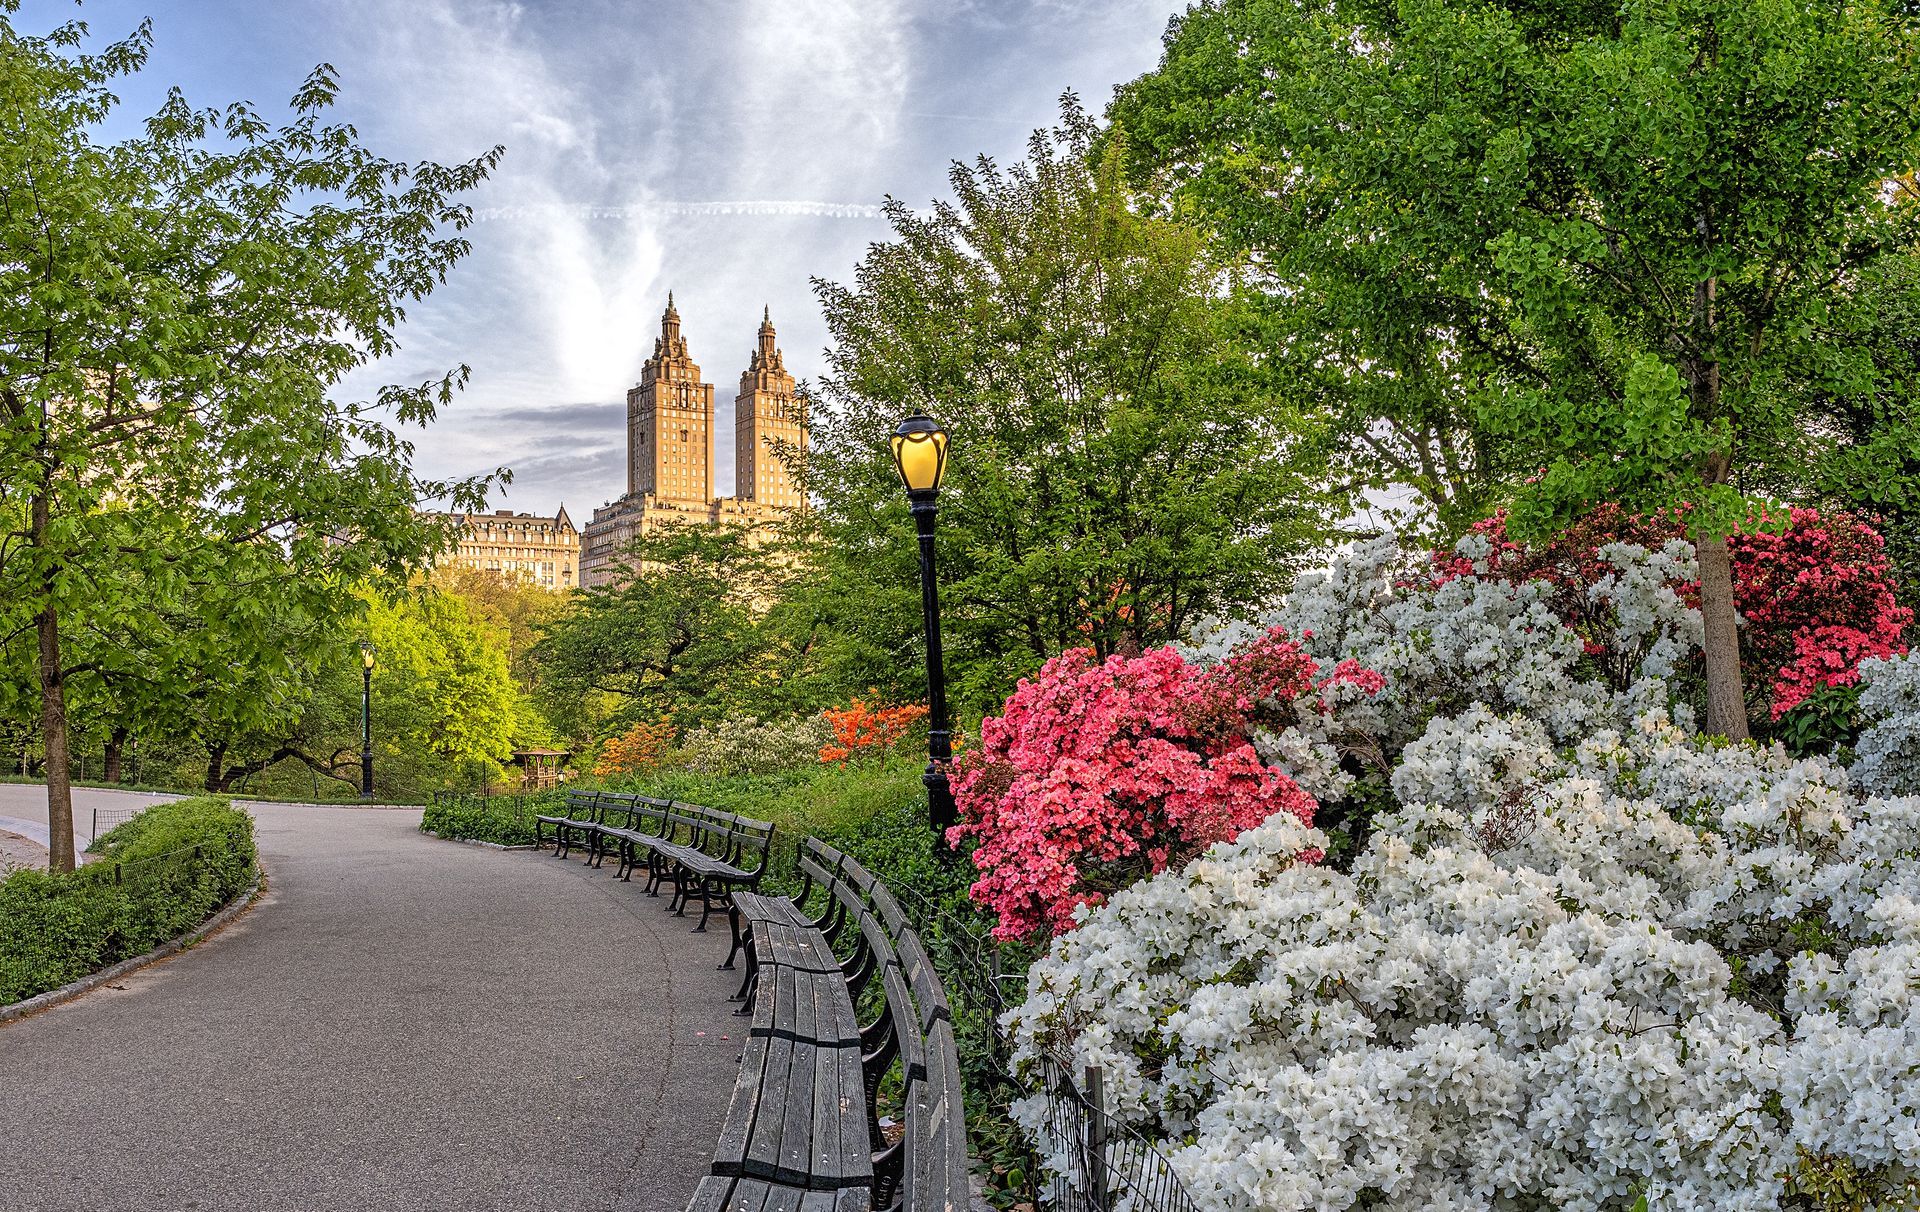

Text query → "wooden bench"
[692,840,973,1212]
[583,792,672,871]
[533,789,601,857]
[603,802,775,933]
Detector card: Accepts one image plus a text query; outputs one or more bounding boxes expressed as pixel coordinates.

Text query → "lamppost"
[358,640,377,802]
[890,413,955,841]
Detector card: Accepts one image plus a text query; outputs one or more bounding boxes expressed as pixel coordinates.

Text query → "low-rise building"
[428,506,581,590]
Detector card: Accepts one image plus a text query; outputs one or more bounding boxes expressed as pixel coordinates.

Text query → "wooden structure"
[510,749,570,791]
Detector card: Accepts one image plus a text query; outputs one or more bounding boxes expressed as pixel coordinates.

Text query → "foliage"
[419,791,553,848]
[0,795,255,1005]
[1112,0,1920,739]
[533,524,796,733]
[1806,242,1920,592]
[680,714,835,778]
[175,584,524,801]
[0,8,499,868]
[594,719,679,778]
[818,699,927,765]
[430,564,572,693]
[805,96,1343,717]
[950,638,1334,941]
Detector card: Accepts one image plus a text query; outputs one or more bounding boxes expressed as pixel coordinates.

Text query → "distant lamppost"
[359,640,377,802]
[890,413,955,841]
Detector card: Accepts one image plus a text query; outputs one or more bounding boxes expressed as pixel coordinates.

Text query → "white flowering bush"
[1008,533,1920,1211]
[1855,653,1920,797]
[679,713,832,775]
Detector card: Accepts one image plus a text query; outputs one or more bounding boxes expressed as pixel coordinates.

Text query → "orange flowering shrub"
[595,719,679,777]
[819,699,930,765]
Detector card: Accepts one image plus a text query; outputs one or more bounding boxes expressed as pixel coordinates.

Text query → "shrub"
[818,698,928,765]
[419,791,553,846]
[1853,651,1920,795]
[1012,715,1920,1211]
[594,718,678,777]
[681,714,834,776]
[950,636,1343,941]
[1445,507,1911,719]
[0,796,257,1006]
[1007,529,1920,1211]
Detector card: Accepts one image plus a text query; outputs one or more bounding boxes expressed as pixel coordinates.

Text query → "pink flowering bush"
[949,633,1364,941]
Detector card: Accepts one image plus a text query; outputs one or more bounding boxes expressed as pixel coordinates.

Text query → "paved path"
[0,803,746,1212]
[0,782,183,856]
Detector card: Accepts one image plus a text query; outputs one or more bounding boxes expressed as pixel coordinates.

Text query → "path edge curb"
[422,831,535,852]
[0,866,267,1027]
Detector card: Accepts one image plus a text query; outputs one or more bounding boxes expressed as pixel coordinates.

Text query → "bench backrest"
[802,853,970,1212]
[665,802,774,878]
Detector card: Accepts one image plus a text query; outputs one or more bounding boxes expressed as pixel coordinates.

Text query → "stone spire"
[655,292,686,360]
[749,306,784,375]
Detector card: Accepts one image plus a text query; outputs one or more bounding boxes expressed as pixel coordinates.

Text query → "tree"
[1114,0,1920,739]
[807,99,1344,715]
[0,10,500,867]
[532,524,791,733]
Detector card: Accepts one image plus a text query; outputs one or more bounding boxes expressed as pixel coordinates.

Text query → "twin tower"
[579,296,809,586]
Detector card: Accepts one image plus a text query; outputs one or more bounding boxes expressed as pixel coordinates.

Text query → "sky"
[18,0,1187,517]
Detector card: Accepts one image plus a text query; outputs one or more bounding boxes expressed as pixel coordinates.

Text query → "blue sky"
[17,0,1185,515]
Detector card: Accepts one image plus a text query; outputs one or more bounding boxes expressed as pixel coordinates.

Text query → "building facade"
[431,506,581,590]
[580,297,808,587]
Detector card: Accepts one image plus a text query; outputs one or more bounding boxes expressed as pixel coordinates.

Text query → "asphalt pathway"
[0,802,746,1212]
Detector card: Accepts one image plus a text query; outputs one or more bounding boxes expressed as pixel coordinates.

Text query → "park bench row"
[530,790,972,1212]
[534,790,772,932]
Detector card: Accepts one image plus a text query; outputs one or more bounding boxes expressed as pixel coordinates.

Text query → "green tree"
[190,586,522,799]
[0,10,500,866]
[808,99,1343,714]
[1115,0,1920,739]
[533,525,791,734]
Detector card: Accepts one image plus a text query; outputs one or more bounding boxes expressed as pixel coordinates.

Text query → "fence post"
[1085,1065,1109,1211]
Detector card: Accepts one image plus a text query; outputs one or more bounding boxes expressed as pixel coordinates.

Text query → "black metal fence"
[1029,1051,1201,1212]
[881,881,1200,1212]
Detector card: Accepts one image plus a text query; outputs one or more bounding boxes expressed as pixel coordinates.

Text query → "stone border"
[422,831,536,852]
[0,867,267,1027]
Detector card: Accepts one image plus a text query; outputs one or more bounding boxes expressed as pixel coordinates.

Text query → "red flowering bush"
[1441,506,1910,719]
[818,698,929,765]
[950,632,1365,942]
[595,718,678,777]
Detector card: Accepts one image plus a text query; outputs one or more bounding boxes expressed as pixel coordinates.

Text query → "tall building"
[429,507,581,590]
[580,297,808,587]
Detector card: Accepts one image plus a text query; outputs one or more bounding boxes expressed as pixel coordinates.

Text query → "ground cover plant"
[0,796,256,1005]
[998,529,1920,1211]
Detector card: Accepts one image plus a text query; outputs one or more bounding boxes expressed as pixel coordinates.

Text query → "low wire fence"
[89,803,146,840]
[884,881,1200,1212]
[74,840,211,889]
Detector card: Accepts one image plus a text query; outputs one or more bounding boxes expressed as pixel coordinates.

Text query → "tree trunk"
[205,742,227,793]
[31,485,76,874]
[103,727,128,784]
[35,603,76,872]
[1697,529,1749,739]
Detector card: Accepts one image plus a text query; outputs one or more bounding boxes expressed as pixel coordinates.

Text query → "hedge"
[0,796,258,1007]
[420,791,553,846]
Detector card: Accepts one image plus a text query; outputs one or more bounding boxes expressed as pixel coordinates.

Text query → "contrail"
[470,200,886,222]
